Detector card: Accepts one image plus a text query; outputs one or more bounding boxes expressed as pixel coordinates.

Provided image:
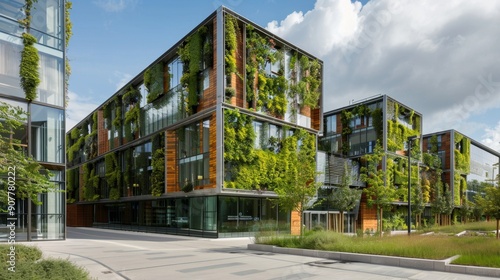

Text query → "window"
[169,58,183,90]
[30,104,64,163]
[177,119,210,188]
[0,41,24,98]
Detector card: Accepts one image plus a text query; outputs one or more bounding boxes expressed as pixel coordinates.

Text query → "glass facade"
[90,196,287,238]
[320,103,379,156]
[31,104,65,163]
[64,8,321,238]
[0,0,66,241]
[469,144,499,186]
[177,119,210,188]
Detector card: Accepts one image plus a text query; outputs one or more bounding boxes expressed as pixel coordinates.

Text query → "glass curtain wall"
[177,119,210,189]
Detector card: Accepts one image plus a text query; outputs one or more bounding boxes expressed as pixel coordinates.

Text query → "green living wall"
[223,109,316,191]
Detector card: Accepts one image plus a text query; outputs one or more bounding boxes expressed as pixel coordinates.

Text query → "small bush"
[0,245,42,264]
[0,245,90,280]
[36,259,90,279]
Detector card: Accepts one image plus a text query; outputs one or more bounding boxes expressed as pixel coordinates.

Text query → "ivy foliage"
[82,162,99,201]
[0,102,55,208]
[225,14,238,77]
[179,25,210,114]
[245,24,321,119]
[20,33,40,101]
[151,132,165,196]
[245,24,270,105]
[67,127,84,163]
[386,100,420,153]
[289,55,321,109]
[223,109,256,164]
[105,153,121,200]
[223,107,319,219]
[144,62,165,103]
[66,167,78,204]
[123,86,142,139]
[454,132,470,174]
[65,1,73,107]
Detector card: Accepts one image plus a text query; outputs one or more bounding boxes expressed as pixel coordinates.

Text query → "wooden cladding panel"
[198,18,217,112]
[442,132,452,170]
[97,110,109,156]
[311,107,321,131]
[66,204,93,227]
[166,130,178,193]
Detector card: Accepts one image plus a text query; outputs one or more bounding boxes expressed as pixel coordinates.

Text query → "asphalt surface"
[25,227,500,280]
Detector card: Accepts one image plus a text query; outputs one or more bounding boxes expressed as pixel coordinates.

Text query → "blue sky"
[67,0,500,152]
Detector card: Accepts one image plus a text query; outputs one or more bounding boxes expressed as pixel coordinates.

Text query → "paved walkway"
[25,227,500,280]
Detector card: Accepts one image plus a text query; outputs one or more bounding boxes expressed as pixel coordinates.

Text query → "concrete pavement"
[25,227,500,280]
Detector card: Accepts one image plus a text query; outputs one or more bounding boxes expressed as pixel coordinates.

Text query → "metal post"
[407,136,417,236]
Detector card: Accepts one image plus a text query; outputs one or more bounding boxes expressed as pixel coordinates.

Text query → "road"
[26,227,499,280]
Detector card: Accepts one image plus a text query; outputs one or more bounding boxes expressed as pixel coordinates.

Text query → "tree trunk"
[497,219,499,240]
[379,208,383,237]
[340,211,344,233]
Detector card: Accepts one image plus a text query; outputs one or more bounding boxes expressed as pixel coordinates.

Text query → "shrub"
[0,245,90,280]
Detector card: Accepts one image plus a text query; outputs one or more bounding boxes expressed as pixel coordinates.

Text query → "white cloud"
[112,71,133,91]
[481,121,500,153]
[93,0,137,12]
[266,0,500,144]
[66,91,99,132]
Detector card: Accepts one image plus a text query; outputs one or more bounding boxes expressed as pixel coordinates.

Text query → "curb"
[247,244,500,278]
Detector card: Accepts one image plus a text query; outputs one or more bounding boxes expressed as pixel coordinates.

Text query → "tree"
[327,162,362,233]
[0,102,55,210]
[274,130,321,236]
[360,142,396,235]
[431,183,454,226]
[475,186,500,239]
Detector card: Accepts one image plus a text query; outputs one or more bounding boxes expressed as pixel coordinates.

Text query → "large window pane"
[30,104,64,163]
[0,41,24,98]
[32,0,63,50]
[36,51,64,107]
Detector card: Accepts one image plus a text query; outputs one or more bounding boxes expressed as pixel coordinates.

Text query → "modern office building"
[422,130,500,223]
[313,95,500,233]
[66,7,323,237]
[314,95,423,232]
[0,0,67,240]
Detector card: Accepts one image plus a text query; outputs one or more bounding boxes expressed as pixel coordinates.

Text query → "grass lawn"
[255,221,500,268]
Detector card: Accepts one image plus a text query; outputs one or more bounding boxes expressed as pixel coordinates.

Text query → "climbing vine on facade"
[105,153,121,200]
[151,132,165,196]
[144,62,165,103]
[179,25,211,114]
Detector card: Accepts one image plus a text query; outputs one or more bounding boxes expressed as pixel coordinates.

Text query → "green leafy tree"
[475,186,500,239]
[274,130,320,236]
[328,162,362,233]
[431,183,454,225]
[0,102,54,208]
[360,142,396,235]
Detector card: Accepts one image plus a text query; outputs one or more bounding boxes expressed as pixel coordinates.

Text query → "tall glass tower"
[0,0,66,241]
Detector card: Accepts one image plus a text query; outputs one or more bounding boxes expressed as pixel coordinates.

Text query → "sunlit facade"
[423,130,500,204]
[0,0,66,241]
[313,95,423,233]
[66,7,323,238]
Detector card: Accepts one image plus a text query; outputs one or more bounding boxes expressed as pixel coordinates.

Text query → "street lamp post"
[407,136,417,236]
